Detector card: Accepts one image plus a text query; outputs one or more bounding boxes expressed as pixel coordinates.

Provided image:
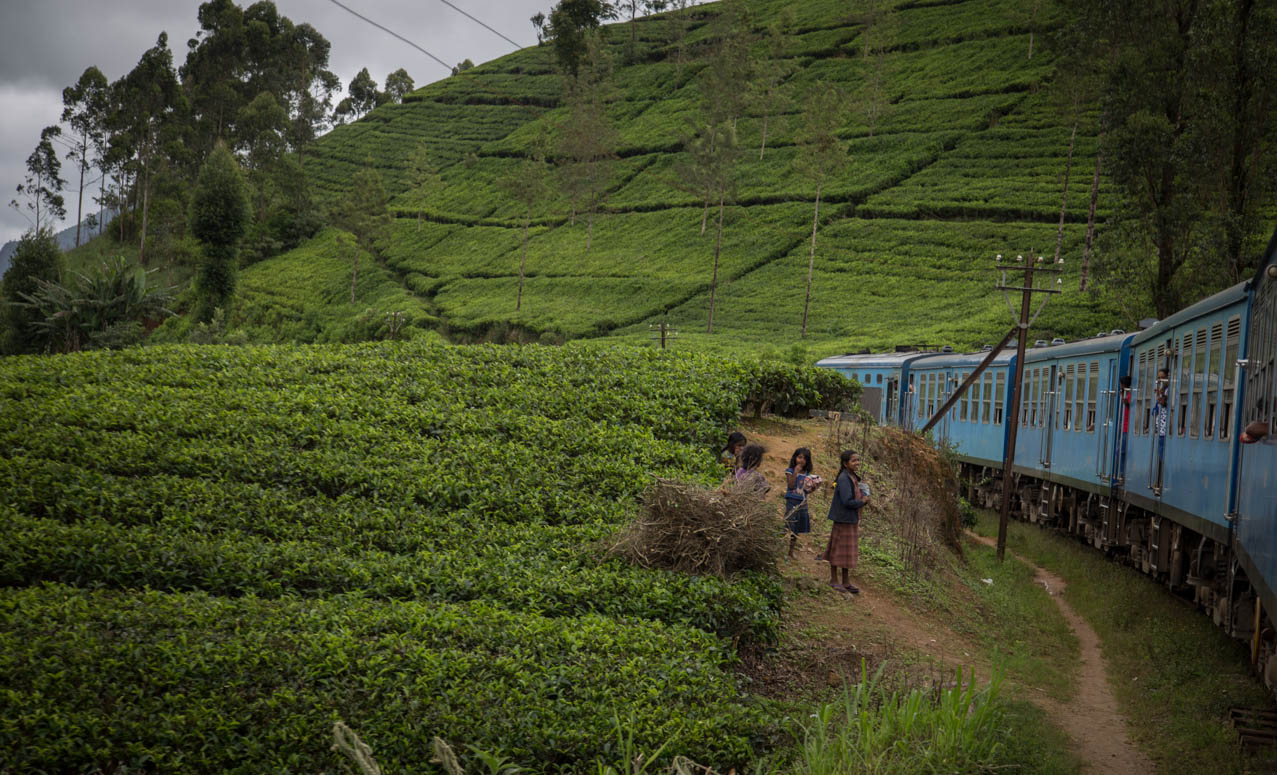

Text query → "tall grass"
[795,661,1006,775]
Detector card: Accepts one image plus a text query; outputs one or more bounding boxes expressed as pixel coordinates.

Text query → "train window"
[1087,361,1098,432]
[1205,323,1221,439]
[1222,316,1240,440]
[994,372,1005,424]
[1074,364,1085,432]
[1020,371,1030,426]
[1191,327,1207,438]
[877,373,882,384]
[1056,371,1065,429]
[1176,334,1190,436]
[959,372,968,421]
[1039,369,1049,427]
[983,372,993,423]
[1027,369,1037,426]
[1062,365,1074,429]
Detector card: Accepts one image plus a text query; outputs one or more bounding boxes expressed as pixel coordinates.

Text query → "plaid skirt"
[822,522,859,569]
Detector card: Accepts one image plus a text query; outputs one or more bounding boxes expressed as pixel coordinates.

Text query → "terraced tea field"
[246,0,1114,353]
[0,343,855,771]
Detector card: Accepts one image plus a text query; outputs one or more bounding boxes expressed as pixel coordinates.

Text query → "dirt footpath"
[741,417,1153,775]
[966,532,1153,775]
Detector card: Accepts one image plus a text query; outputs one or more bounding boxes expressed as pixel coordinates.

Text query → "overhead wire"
[434,0,522,49]
[323,0,453,73]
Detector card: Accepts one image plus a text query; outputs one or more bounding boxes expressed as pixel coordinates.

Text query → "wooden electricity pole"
[995,252,1061,561]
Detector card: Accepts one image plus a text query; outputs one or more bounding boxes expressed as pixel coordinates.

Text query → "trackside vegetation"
[0,342,857,772]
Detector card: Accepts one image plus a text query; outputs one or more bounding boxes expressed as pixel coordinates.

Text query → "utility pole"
[649,313,678,349]
[995,251,1061,562]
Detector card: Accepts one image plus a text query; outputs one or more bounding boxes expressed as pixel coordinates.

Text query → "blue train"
[819,229,1277,685]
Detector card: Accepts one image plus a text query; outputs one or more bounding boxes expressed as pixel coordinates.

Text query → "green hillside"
[239,0,1114,355]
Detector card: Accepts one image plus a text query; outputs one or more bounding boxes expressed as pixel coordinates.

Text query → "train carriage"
[814,351,934,427]
[1120,283,1250,582]
[906,350,1015,466]
[1235,231,1277,665]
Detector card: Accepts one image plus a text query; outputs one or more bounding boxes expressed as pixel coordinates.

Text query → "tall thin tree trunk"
[759,113,769,160]
[1053,121,1077,264]
[707,185,725,334]
[1028,30,1034,59]
[139,157,150,266]
[587,208,594,252]
[75,129,87,247]
[517,204,530,310]
[350,245,359,303]
[701,185,710,234]
[801,179,822,337]
[417,212,422,232]
[1080,148,1102,292]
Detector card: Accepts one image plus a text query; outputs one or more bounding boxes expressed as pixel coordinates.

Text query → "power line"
[323,0,453,73]
[435,0,522,49]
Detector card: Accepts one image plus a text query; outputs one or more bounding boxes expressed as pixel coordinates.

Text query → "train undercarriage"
[960,462,1277,693]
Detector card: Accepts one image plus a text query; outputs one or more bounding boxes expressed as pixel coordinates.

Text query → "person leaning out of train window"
[1153,368,1170,441]
[720,431,747,473]
[822,449,867,595]
[1241,420,1268,444]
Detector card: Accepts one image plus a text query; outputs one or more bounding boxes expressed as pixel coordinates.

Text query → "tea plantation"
[0,342,855,772]
[235,0,1115,354]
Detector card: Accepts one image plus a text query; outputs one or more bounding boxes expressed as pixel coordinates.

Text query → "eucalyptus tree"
[499,133,552,310]
[9,126,66,235]
[61,66,110,247]
[334,165,392,304]
[111,32,180,266]
[553,33,617,250]
[755,11,795,159]
[1060,0,1277,314]
[793,83,848,338]
[384,68,415,102]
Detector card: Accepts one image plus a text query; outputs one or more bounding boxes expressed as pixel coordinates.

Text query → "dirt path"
[967,532,1153,775]
[741,417,1153,775]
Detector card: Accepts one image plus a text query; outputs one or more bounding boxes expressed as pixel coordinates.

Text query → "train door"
[885,376,898,426]
[1041,364,1058,468]
[1097,358,1117,482]
[1149,343,1175,496]
[937,370,953,444]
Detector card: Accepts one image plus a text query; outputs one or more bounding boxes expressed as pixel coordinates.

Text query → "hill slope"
[242,0,1114,355]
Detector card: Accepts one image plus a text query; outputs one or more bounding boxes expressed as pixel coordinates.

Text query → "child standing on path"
[784,447,819,558]
[734,444,770,494]
[720,431,747,473]
[822,449,867,594]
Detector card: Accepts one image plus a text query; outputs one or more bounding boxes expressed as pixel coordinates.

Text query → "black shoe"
[843,583,860,594]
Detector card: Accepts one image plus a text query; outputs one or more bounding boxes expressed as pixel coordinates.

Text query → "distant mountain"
[0,215,113,278]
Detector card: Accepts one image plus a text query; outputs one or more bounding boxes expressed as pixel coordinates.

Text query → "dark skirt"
[784,499,811,535]
[822,522,860,569]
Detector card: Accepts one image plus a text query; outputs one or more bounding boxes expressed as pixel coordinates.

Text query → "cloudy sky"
[0,0,553,246]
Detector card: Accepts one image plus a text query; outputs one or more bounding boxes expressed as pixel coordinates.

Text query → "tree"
[450,59,475,76]
[1060,0,1277,316]
[554,33,617,249]
[347,68,380,117]
[531,12,549,45]
[498,132,552,310]
[190,143,250,321]
[793,83,848,338]
[0,230,63,354]
[755,12,795,159]
[61,66,110,247]
[111,32,180,266]
[384,68,415,102]
[333,165,391,304]
[9,126,66,234]
[547,0,618,77]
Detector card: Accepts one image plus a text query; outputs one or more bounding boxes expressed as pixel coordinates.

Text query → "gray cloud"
[1,0,550,244]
